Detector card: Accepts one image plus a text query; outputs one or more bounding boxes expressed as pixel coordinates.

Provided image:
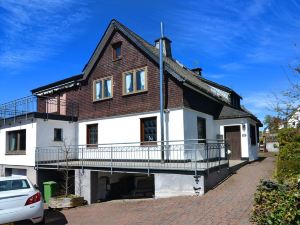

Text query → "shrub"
[277,128,300,146]
[276,142,300,182]
[278,142,300,160]
[252,180,300,225]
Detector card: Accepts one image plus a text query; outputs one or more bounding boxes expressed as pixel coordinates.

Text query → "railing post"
[147,146,150,176]
[226,142,229,168]
[194,143,197,177]
[110,145,113,174]
[36,147,39,171]
[57,147,60,170]
[14,101,16,124]
[81,147,84,173]
[218,143,221,171]
[3,105,6,125]
[206,144,209,175]
[26,97,28,120]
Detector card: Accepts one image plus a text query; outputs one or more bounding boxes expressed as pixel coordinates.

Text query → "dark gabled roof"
[218,105,262,126]
[30,19,261,125]
[31,74,83,94]
[81,19,234,104]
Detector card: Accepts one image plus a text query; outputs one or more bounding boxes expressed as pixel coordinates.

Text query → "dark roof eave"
[31,74,83,94]
[217,115,263,126]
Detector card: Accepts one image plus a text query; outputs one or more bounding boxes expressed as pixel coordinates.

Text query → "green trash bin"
[43,181,57,203]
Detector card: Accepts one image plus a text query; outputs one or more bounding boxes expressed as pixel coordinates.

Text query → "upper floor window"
[54,128,63,142]
[123,67,147,95]
[93,77,113,101]
[112,42,122,60]
[197,117,206,143]
[7,130,26,154]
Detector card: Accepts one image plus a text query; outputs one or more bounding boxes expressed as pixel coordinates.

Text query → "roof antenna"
[159,22,165,163]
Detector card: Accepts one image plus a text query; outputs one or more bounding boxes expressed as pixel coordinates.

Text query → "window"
[87,124,98,147]
[141,117,157,144]
[0,179,30,192]
[93,77,113,101]
[112,42,122,60]
[250,124,256,145]
[123,67,147,95]
[7,130,26,153]
[197,117,206,143]
[54,128,63,141]
[46,96,58,113]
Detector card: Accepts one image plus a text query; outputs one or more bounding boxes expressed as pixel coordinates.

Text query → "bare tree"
[60,140,73,197]
[271,64,300,123]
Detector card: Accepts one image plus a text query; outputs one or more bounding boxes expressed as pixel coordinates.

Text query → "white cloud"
[167,0,300,65]
[220,62,246,71]
[242,92,275,120]
[0,0,90,70]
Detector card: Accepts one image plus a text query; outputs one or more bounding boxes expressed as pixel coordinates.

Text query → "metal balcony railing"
[0,95,78,125]
[35,140,229,175]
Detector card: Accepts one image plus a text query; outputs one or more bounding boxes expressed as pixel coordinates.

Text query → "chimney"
[191,68,203,77]
[155,37,172,58]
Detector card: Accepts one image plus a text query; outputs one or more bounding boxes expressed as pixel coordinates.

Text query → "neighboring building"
[287,108,300,128]
[0,19,262,203]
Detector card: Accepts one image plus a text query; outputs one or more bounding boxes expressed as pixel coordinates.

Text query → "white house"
[0,19,262,203]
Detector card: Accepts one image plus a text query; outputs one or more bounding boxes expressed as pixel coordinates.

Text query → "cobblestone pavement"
[46,157,275,225]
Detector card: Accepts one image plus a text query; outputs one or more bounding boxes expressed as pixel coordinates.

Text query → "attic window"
[112,42,122,60]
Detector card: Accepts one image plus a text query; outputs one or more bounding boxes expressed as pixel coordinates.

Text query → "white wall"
[0,121,37,167]
[0,119,77,167]
[216,118,259,161]
[77,109,184,161]
[247,118,259,161]
[183,108,217,141]
[36,119,77,147]
[78,109,184,145]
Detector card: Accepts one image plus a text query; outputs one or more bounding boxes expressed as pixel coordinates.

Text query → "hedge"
[252,180,300,225]
[276,142,300,182]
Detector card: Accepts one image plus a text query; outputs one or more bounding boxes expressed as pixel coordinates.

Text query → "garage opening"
[37,169,75,197]
[91,172,154,203]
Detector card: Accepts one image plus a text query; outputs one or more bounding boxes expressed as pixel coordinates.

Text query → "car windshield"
[0,179,30,192]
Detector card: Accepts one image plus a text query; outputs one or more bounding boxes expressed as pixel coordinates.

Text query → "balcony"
[0,95,78,126]
[35,140,229,175]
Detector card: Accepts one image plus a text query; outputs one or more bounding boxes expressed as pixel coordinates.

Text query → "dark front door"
[224,126,241,160]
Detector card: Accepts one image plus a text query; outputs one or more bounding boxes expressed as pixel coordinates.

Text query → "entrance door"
[224,126,241,160]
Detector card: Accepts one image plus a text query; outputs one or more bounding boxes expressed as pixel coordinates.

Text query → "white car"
[0,175,44,224]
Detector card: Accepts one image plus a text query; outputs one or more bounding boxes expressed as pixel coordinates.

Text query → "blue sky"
[0,0,300,122]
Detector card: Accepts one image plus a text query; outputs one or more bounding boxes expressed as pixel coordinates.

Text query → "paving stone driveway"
[46,157,275,225]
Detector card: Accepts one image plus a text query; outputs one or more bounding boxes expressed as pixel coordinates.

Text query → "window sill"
[93,97,113,103]
[6,151,26,155]
[54,140,63,142]
[86,144,98,149]
[123,90,148,96]
[141,141,157,146]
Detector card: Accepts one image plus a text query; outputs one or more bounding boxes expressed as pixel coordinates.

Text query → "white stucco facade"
[216,118,259,161]
[0,118,77,179]
[78,109,184,145]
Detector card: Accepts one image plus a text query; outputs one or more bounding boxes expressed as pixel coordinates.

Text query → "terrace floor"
[36,159,246,175]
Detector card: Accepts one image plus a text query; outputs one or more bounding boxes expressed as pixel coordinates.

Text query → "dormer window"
[231,93,240,109]
[112,42,122,60]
